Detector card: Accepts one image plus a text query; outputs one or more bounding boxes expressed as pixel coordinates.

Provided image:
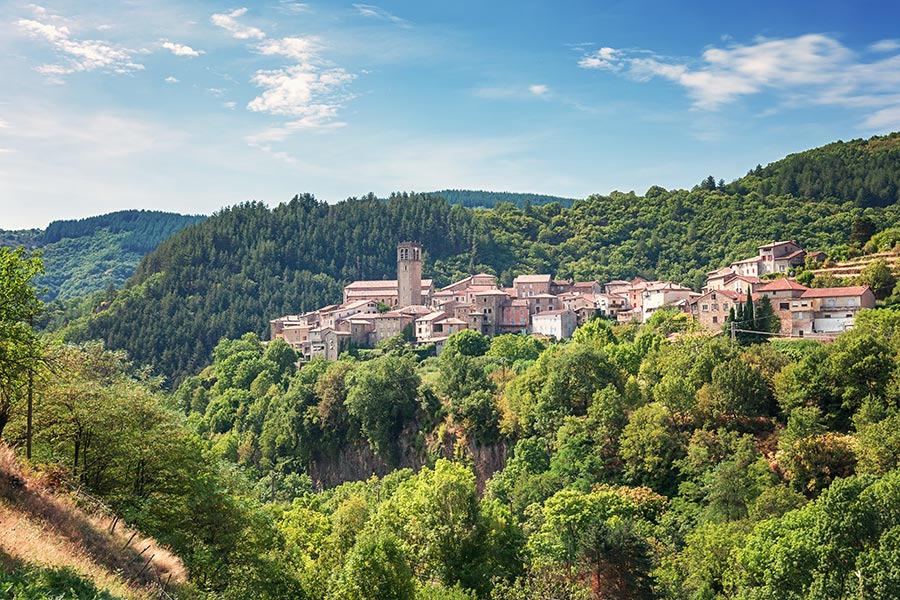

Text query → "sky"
[2,0,900,229]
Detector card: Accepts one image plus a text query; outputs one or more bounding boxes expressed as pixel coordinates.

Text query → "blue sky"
[3,0,900,229]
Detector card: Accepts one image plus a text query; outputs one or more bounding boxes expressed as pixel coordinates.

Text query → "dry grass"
[0,443,187,599]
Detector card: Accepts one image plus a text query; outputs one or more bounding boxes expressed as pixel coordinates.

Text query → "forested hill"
[432,189,577,209]
[0,210,204,301]
[62,133,900,385]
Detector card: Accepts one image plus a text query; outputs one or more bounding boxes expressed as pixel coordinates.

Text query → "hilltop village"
[270,241,876,360]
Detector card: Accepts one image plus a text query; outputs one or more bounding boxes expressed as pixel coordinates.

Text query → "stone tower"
[397,241,422,307]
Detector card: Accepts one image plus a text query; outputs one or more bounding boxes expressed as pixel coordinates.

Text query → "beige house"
[531,309,577,340]
[642,282,696,322]
[754,278,809,335]
[308,328,350,361]
[342,279,434,306]
[790,286,876,338]
[690,289,741,331]
[514,274,552,298]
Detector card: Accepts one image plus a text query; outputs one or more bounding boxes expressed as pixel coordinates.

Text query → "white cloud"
[863,105,900,129]
[210,8,265,40]
[247,67,354,117]
[871,39,900,53]
[164,76,178,83]
[18,13,143,79]
[279,2,311,14]
[223,101,237,109]
[257,37,318,62]
[206,87,225,95]
[529,84,549,97]
[352,4,411,27]
[161,41,204,57]
[578,47,622,71]
[578,34,900,126]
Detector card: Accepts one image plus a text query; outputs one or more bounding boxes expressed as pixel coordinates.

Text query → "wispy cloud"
[578,33,900,128]
[161,40,204,57]
[207,8,356,141]
[210,7,265,40]
[352,4,411,27]
[871,39,900,53]
[529,84,549,97]
[164,76,178,83]
[17,7,143,80]
[278,2,312,14]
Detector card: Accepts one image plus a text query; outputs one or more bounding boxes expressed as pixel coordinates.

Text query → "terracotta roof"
[707,267,736,277]
[572,281,599,288]
[534,309,573,317]
[473,289,510,296]
[344,279,433,290]
[801,286,872,299]
[514,274,553,283]
[758,240,799,250]
[696,289,742,302]
[442,317,468,325]
[416,311,448,323]
[757,278,809,292]
[605,279,630,287]
[733,275,762,283]
[731,257,762,265]
[778,250,806,260]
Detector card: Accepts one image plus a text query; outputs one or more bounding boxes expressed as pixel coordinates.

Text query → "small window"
[701,304,709,312]
[712,316,718,324]
[780,302,789,310]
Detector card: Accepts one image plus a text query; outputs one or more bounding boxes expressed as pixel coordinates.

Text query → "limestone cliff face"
[307,426,508,492]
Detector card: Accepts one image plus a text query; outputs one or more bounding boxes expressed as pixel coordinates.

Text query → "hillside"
[61,133,900,386]
[431,189,578,209]
[0,444,186,599]
[0,210,205,302]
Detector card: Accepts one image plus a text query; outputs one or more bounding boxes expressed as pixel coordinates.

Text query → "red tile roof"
[800,286,872,298]
[757,278,809,292]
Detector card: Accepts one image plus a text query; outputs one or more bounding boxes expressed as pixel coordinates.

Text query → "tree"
[326,532,415,600]
[858,259,896,300]
[0,247,43,440]
[345,354,420,463]
[619,402,686,494]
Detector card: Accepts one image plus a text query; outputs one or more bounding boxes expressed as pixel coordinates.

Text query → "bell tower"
[397,242,422,307]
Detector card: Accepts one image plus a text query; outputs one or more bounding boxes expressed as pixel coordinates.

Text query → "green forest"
[59,133,900,387]
[0,210,204,302]
[430,189,578,209]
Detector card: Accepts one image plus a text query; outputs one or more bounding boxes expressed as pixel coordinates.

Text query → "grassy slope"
[0,444,187,599]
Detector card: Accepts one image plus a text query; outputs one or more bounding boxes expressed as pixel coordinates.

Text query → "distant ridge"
[431,189,578,209]
[1,210,205,302]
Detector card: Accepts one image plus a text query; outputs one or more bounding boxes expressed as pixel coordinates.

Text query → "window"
[780,302,789,310]
[712,304,719,311]
[712,316,718,324]
[701,304,709,312]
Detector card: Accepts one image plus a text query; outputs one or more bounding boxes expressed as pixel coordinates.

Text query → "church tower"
[397,241,422,307]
